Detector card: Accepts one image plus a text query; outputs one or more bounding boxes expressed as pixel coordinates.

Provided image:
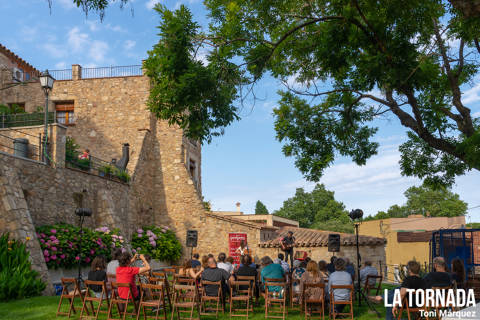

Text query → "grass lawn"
[0,285,396,320]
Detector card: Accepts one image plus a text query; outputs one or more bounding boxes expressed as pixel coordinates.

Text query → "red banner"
[229,233,247,265]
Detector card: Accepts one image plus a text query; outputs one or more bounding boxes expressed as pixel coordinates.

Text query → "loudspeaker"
[186,230,198,247]
[75,208,92,217]
[328,234,340,252]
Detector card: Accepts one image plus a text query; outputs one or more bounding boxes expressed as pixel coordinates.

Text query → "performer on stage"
[236,240,250,257]
[281,231,295,268]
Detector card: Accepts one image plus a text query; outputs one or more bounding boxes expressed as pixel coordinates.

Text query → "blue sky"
[1,0,479,221]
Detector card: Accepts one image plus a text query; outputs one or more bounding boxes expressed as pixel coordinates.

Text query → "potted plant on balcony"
[98,164,114,178]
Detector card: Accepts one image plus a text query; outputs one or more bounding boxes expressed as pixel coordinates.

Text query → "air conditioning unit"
[12,67,23,82]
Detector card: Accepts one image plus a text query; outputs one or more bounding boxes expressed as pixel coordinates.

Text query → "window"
[189,159,197,182]
[55,102,75,125]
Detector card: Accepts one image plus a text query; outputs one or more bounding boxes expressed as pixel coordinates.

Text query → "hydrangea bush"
[36,224,123,269]
[131,225,182,263]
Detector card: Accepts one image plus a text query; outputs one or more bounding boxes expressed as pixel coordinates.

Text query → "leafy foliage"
[35,224,124,269]
[144,5,242,143]
[364,183,468,220]
[149,0,480,185]
[0,104,26,115]
[47,0,130,20]
[274,184,353,233]
[130,226,182,263]
[254,200,269,215]
[0,233,46,301]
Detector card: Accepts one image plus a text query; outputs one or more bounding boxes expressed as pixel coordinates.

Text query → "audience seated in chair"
[299,261,325,305]
[115,252,150,301]
[260,256,285,294]
[327,258,352,314]
[201,257,232,302]
[360,260,378,287]
[87,256,108,298]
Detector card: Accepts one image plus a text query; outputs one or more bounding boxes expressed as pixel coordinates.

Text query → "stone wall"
[0,152,130,236]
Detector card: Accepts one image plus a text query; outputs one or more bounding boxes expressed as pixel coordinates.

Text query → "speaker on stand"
[328,234,340,252]
[186,230,198,259]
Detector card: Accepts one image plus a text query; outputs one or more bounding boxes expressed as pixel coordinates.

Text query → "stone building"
[0,44,386,289]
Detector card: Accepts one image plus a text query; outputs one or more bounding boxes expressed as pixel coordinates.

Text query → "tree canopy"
[254,200,269,215]
[364,183,468,220]
[144,0,480,186]
[274,184,353,233]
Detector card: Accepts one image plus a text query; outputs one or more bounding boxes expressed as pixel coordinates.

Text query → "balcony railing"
[0,112,54,128]
[48,65,143,81]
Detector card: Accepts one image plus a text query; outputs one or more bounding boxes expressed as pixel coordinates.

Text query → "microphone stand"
[77,213,85,286]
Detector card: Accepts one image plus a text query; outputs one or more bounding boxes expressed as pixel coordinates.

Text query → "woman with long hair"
[299,260,325,304]
[451,258,466,289]
[178,259,203,280]
[88,256,107,298]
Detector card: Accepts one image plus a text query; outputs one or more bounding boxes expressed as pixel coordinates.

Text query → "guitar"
[280,237,294,251]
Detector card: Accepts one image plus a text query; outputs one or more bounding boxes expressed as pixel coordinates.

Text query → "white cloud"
[146,0,162,9]
[124,40,136,50]
[463,83,480,105]
[55,61,67,69]
[67,27,89,52]
[86,21,99,32]
[473,111,480,118]
[20,26,37,42]
[56,0,76,10]
[89,40,109,63]
[106,24,126,33]
[43,42,67,59]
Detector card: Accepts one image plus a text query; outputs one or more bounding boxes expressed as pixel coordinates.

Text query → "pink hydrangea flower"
[51,255,57,260]
[137,228,144,234]
[75,256,80,261]
[40,239,45,244]
[50,229,56,234]
[45,257,50,262]
[137,234,142,238]
[49,235,56,241]
[52,247,57,251]
[90,249,95,255]
[43,249,49,256]
[60,254,66,259]
[85,257,91,263]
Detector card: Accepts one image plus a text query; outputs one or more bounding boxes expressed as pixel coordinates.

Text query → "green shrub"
[36,224,123,269]
[99,164,114,176]
[131,226,182,263]
[115,169,131,183]
[65,136,80,164]
[0,233,46,301]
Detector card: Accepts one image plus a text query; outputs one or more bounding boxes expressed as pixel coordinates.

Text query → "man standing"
[281,231,295,268]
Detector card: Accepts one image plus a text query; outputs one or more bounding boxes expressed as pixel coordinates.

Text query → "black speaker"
[328,234,340,252]
[186,230,198,247]
[75,208,92,217]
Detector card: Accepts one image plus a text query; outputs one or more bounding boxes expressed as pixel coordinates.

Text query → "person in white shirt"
[217,252,234,274]
[106,248,122,275]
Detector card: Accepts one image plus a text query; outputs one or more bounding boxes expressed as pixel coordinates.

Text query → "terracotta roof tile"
[258,226,385,248]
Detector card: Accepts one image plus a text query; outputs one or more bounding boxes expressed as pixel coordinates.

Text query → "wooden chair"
[149,276,172,309]
[136,283,169,320]
[200,280,224,318]
[329,284,353,320]
[56,278,88,318]
[162,268,176,302]
[173,274,196,286]
[107,273,117,292]
[396,294,428,320]
[290,276,302,310]
[229,280,251,319]
[363,275,382,296]
[303,283,325,320]
[264,279,287,320]
[430,285,455,319]
[171,284,201,320]
[107,282,138,320]
[80,280,110,320]
[236,275,257,309]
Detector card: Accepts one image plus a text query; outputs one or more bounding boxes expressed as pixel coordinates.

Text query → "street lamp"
[39,70,55,163]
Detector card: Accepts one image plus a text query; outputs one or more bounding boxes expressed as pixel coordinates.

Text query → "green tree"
[145,1,480,186]
[255,200,269,215]
[366,183,468,220]
[274,184,353,233]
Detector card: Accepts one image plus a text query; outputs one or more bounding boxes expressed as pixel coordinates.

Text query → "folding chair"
[162,268,176,302]
[174,274,196,286]
[303,283,325,320]
[229,280,251,319]
[264,279,287,320]
[396,294,428,320]
[80,280,110,320]
[56,278,88,318]
[200,280,224,318]
[107,282,138,320]
[171,284,201,320]
[363,275,382,296]
[150,276,172,309]
[329,284,353,320]
[430,285,455,319]
[290,276,302,310]
[236,275,256,309]
[107,273,117,292]
[137,283,169,320]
